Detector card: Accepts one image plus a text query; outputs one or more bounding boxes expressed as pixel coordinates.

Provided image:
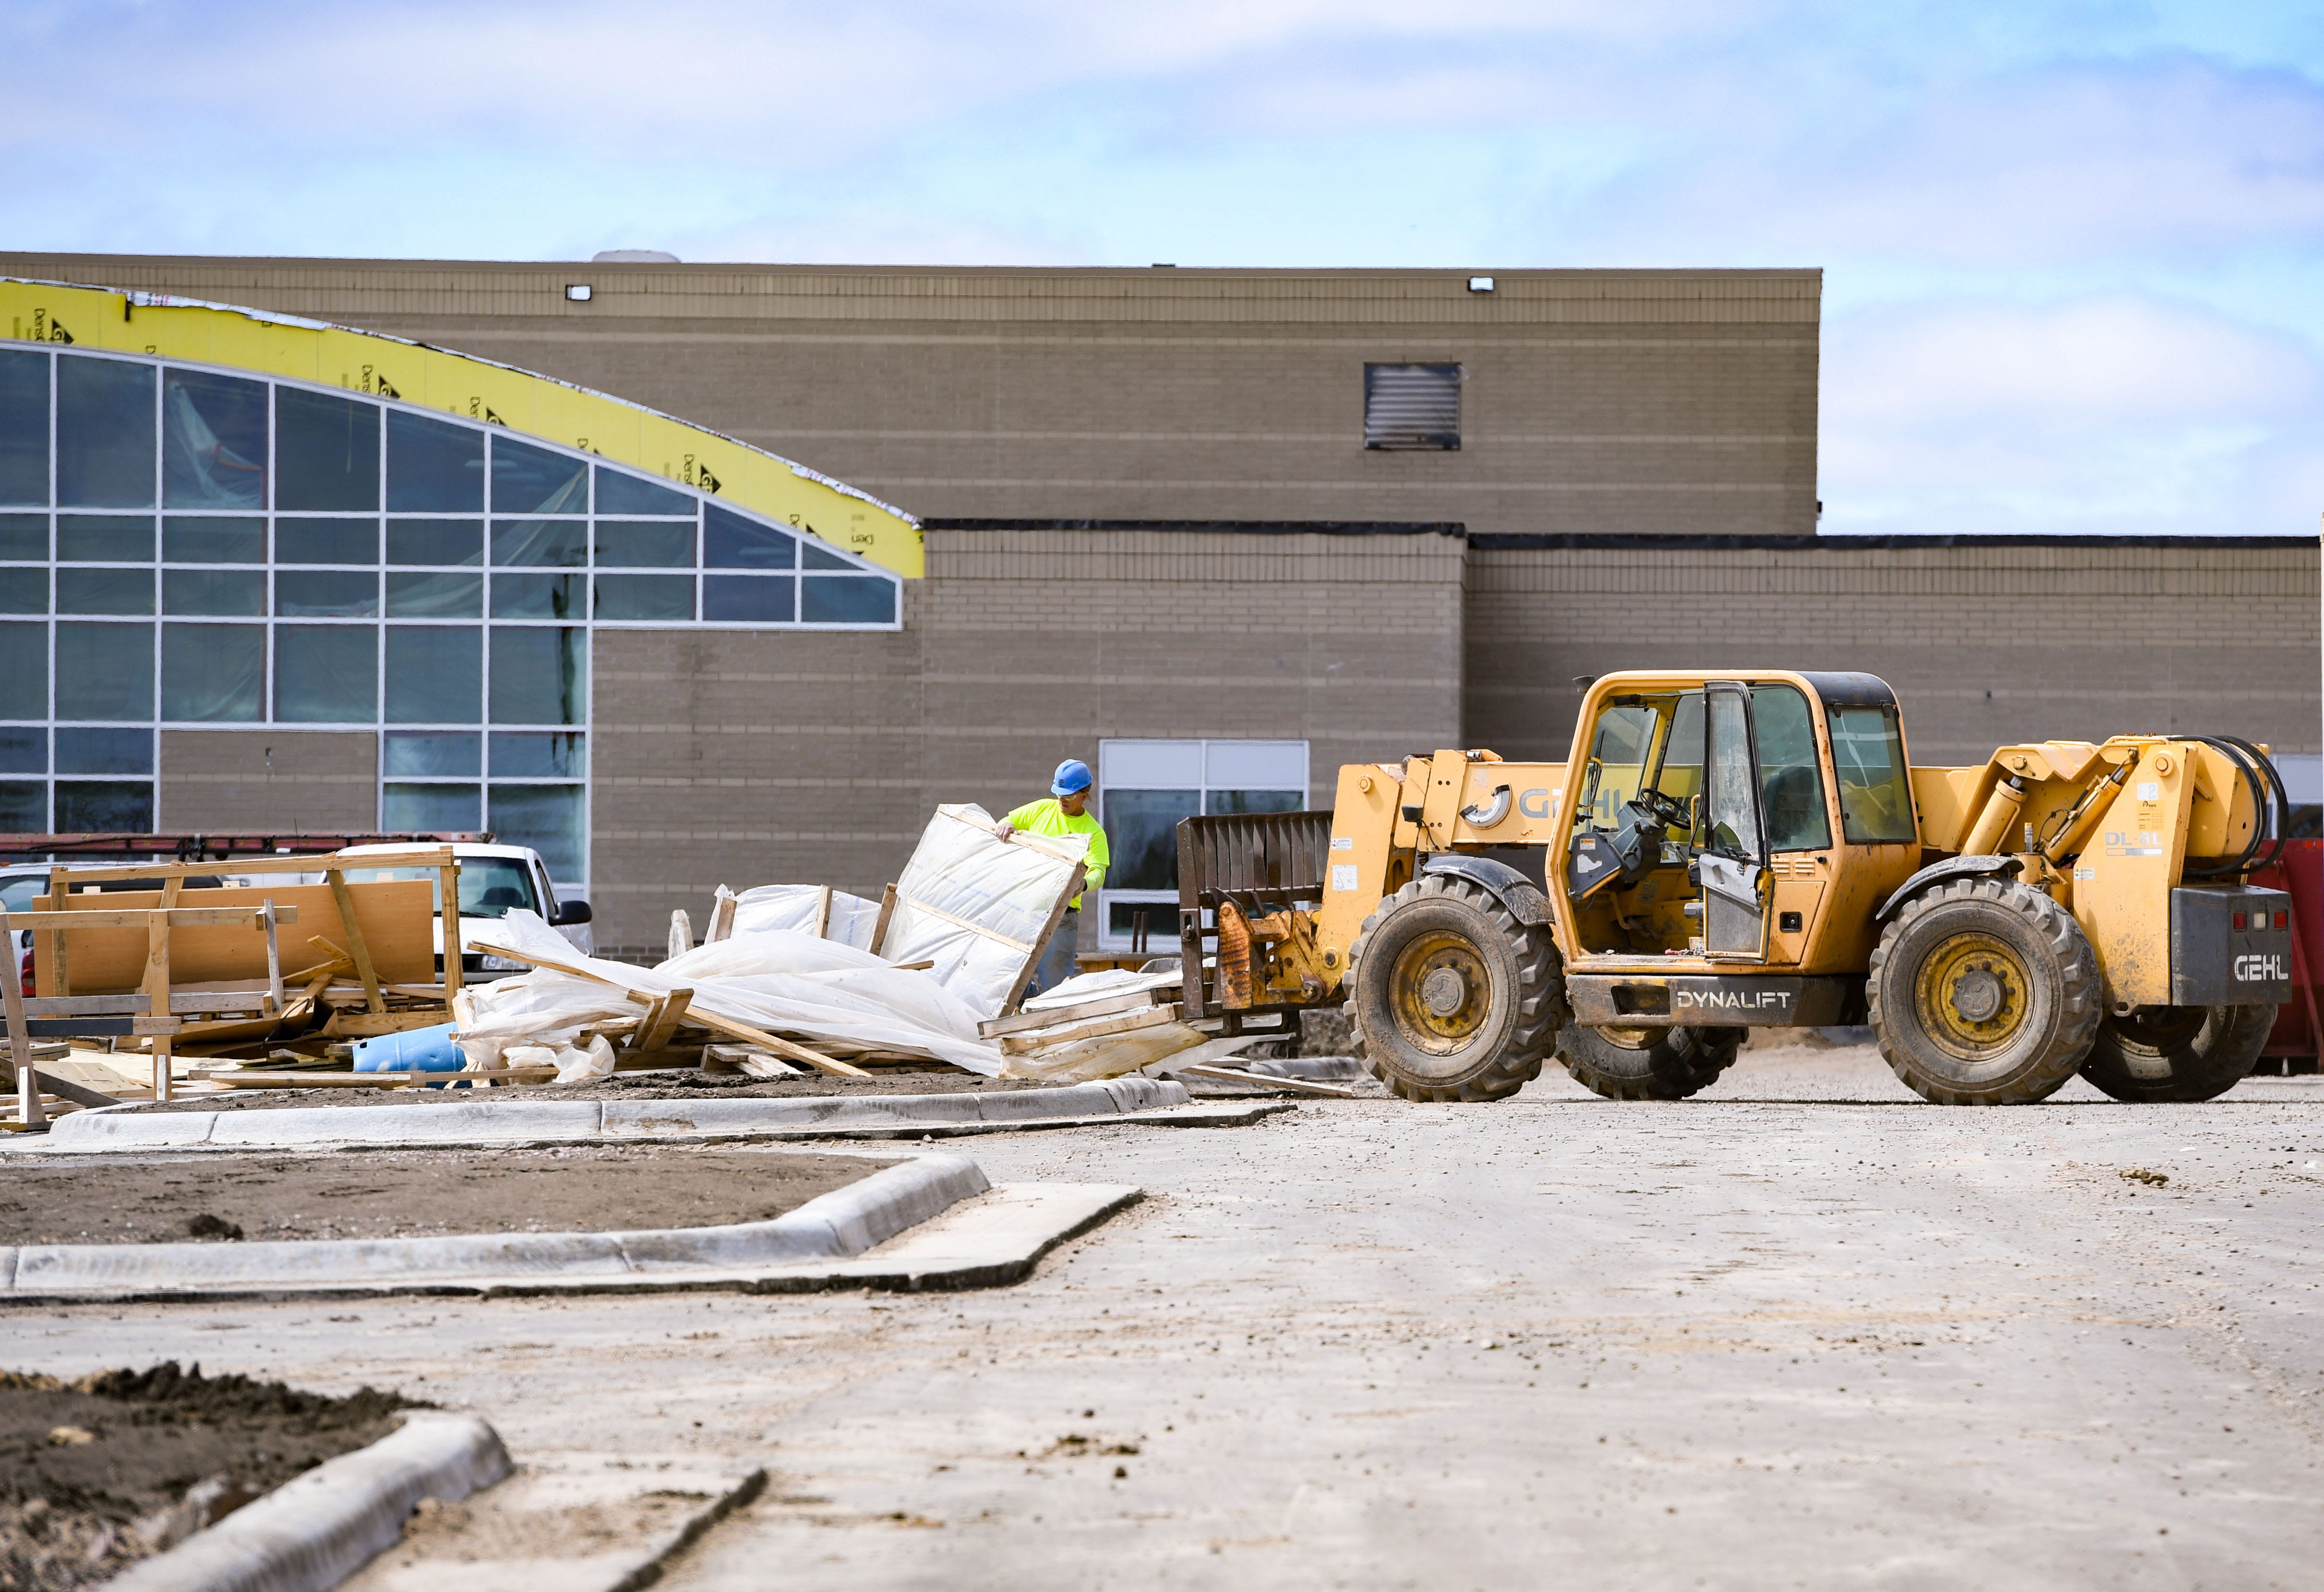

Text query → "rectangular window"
[163,516,265,563]
[1095,738,1310,949]
[490,435,588,515]
[57,358,156,508]
[0,622,45,718]
[491,731,585,778]
[275,517,378,565]
[489,784,584,878]
[383,782,482,830]
[386,570,483,618]
[161,623,265,722]
[492,518,588,568]
[1363,363,1462,451]
[1751,685,1832,853]
[385,624,481,723]
[0,513,46,560]
[594,520,694,567]
[0,728,43,772]
[275,389,380,511]
[801,575,896,625]
[0,350,49,508]
[164,568,267,616]
[276,569,379,617]
[55,622,153,721]
[163,370,268,509]
[55,780,152,832]
[1831,706,1918,844]
[704,505,794,569]
[384,731,482,778]
[488,626,586,725]
[593,574,693,621]
[702,575,793,623]
[387,518,483,566]
[386,411,485,512]
[0,567,46,614]
[0,780,43,830]
[56,727,152,775]
[274,624,377,722]
[490,571,584,619]
[57,515,154,562]
[56,567,153,615]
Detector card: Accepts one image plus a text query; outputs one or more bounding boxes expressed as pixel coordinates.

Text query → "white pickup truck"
[335,841,593,980]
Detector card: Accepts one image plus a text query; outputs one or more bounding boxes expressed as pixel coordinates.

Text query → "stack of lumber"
[979,985,1182,1057]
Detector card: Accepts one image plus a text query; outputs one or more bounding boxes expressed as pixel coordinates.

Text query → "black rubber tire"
[1556,1024,1745,1101]
[1868,877,2101,1105]
[2078,1004,2274,1103]
[1348,874,1566,1102]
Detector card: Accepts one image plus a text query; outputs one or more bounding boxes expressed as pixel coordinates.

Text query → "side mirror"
[553,899,594,927]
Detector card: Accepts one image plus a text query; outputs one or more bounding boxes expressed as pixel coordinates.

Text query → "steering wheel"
[1631,788,1689,829]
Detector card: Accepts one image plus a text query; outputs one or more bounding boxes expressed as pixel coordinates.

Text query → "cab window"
[339,859,542,919]
[1831,706,1917,843]
[1579,704,1658,826]
[1751,686,1832,852]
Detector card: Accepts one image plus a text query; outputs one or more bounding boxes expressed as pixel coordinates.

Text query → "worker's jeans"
[1031,908,1079,997]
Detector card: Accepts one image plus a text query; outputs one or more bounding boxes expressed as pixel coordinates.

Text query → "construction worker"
[994,758,1110,996]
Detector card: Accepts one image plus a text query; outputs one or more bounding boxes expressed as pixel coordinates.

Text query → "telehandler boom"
[1176,671,2292,1106]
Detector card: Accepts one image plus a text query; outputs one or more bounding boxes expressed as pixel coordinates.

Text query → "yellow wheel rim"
[1597,1026,1659,1049]
[1914,930,2030,1059]
[1388,930,1491,1056]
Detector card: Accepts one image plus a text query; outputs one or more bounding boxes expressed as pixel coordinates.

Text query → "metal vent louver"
[1363,363,1462,451]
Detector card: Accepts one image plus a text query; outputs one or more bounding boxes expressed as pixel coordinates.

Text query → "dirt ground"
[126,1070,1050,1113]
[0,1362,411,1591]
[0,1147,878,1245]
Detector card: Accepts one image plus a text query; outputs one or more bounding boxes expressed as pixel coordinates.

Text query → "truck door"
[1701,681,1772,960]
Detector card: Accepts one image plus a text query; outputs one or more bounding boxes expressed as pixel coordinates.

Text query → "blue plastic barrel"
[349,1022,470,1089]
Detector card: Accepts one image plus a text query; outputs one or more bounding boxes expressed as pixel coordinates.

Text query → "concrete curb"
[31,1077,1193,1153]
[0,1152,988,1302]
[107,1412,510,1592]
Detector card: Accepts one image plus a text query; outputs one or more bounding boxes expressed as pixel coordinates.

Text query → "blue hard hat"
[1051,758,1093,796]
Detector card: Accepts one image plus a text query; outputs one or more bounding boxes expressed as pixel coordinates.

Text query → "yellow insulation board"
[0,278,923,577]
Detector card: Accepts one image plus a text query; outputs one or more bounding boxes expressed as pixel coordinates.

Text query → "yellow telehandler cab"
[1174,671,2293,1107]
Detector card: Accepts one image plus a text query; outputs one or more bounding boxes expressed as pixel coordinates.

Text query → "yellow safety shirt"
[1004,799,1110,907]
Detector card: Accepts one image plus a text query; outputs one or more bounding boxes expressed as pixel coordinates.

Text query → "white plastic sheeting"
[460,910,1005,1075]
[879,805,1086,1018]
[731,884,884,951]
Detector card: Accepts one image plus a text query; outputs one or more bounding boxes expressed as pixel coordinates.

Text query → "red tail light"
[17,946,29,999]
[2233,912,2247,931]
[2276,911,2290,930]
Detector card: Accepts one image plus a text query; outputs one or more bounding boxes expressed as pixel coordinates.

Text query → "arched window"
[0,345,902,882]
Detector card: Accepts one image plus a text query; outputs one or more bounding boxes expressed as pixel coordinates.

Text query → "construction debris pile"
[454,805,1233,1086]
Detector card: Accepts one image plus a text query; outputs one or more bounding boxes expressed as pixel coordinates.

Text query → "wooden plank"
[998,1003,1182,1056]
[889,959,935,971]
[812,884,833,940]
[893,892,1035,953]
[319,1009,455,1039]
[0,1056,116,1111]
[148,878,180,1102]
[999,870,1081,1017]
[638,988,692,1051]
[25,993,283,1016]
[980,987,1160,1038]
[0,905,39,1128]
[706,890,738,945]
[56,847,458,887]
[46,865,68,997]
[480,943,871,1078]
[438,860,463,1006]
[324,869,387,1016]
[186,1066,561,1088]
[1179,1063,1359,1099]
[869,883,896,957]
[6,906,304,930]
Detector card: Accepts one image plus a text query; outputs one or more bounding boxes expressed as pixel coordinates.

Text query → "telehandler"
[1175,671,2293,1107]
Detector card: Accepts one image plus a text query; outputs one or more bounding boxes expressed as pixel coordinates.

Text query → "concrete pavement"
[11,1042,2321,1589]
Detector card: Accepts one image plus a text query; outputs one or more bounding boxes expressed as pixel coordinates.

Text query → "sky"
[3,0,2320,538]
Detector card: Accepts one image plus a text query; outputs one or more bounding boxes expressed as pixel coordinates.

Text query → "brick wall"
[0,256,1822,539]
[1463,537,2322,765]
[157,730,378,831]
[587,526,1467,951]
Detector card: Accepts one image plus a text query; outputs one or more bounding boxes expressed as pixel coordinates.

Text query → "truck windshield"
[1830,707,1917,843]
[339,860,541,919]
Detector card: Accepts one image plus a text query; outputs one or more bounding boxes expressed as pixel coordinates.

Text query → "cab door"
[1700,681,1771,961]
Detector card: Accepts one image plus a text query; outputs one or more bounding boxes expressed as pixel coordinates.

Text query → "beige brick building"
[3,254,2312,957]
